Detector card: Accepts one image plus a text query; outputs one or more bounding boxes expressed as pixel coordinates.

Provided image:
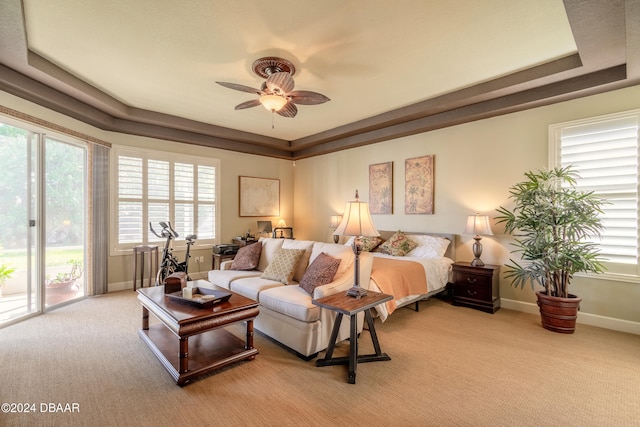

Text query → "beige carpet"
[1,290,638,427]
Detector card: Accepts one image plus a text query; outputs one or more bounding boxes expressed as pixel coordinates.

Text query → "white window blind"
[550,110,640,278]
[112,147,219,252]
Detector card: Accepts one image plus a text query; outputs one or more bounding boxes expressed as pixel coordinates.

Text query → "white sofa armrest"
[220,260,233,270]
[312,252,373,300]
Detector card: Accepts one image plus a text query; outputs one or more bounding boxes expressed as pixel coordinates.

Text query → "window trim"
[549,109,640,284]
[110,145,220,256]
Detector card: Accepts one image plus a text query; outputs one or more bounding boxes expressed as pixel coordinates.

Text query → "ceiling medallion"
[251,57,296,78]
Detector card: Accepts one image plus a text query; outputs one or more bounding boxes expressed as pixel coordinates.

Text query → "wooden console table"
[313,291,392,384]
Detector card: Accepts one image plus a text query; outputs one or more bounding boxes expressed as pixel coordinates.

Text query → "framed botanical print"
[404,155,434,214]
[239,176,280,217]
[369,162,393,214]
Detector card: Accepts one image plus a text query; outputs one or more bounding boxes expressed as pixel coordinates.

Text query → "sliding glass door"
[0,120,86,326]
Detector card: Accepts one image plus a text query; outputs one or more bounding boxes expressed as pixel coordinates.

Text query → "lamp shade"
[330,215,343,229]
[333,191,380,237]
[276,219,287,228]
[463,214,493,236]
[260,94,287,112]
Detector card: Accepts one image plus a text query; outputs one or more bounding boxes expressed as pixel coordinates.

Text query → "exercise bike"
[149,221,197,285]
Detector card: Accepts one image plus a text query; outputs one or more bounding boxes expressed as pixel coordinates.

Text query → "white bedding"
[369,253,453,322]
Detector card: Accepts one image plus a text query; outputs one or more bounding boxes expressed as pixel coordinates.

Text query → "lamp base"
[333,235,339,244]
[470,258,485,267]
[346,285,367,299]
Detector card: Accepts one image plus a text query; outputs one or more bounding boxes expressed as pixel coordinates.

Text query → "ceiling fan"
[216,57,330,119]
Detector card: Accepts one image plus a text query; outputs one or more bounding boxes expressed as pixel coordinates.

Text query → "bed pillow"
[343,236,382,252]
[407,235,451,258]
[299,252,342,294]
[230,242,263,270]
[261,248,306,285]
[378,231,418,256]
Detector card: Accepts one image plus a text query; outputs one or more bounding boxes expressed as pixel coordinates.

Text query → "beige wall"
[3,84,640,324]
[294,84,640,323]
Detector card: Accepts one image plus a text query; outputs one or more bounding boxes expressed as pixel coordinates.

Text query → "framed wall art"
[404,155,434,214]
[239,176,280,217]
[369,162,393,214]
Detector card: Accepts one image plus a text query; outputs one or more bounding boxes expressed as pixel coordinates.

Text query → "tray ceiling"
[0,0,638,159]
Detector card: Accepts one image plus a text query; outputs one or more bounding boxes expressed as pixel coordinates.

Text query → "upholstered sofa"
[206,237,373,359]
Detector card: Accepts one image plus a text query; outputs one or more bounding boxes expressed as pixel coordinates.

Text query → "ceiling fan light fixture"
[259,94,287,112]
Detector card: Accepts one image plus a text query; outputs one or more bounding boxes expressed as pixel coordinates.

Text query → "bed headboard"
[378,230,456,260]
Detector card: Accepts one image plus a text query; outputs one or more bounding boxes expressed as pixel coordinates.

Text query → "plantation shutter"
[557,113,639,270]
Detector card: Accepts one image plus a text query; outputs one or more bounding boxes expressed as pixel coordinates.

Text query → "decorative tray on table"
[166,287,232,308]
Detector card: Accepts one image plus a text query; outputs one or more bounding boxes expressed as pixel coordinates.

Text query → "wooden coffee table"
[137,281,259,386]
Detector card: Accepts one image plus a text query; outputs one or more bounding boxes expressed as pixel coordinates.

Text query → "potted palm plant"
[495,166,607,333]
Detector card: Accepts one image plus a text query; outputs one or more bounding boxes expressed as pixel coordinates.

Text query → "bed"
[365,231,455,322]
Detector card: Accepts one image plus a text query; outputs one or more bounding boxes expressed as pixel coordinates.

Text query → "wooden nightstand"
[451,262,501,314]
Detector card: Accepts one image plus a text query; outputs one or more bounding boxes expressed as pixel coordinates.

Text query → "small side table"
[132,245,159,291]
[212,253,235,270]
[314,291,392,384]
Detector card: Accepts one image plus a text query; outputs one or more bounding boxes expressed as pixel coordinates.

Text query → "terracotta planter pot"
[536,291,582,334]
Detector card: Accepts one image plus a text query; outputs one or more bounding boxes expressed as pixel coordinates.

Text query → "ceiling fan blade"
[234,99,262,110]
[266,72,295,94]
[288,90,330,105]
[216,81,263,95]
[276,102,297,118]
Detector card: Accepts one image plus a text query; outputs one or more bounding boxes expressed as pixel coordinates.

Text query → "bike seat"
[186,234,197,241]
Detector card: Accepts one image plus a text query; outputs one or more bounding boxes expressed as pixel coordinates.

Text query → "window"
[549,110,640,280]
[112,146,219,253]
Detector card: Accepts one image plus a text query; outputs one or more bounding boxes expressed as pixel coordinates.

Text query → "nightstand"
[451,262,501,313]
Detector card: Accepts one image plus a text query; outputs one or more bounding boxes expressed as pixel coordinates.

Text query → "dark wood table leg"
[365,310,383,356]
[179,337,189,374]
[133,249,138,291]
[142,306,149,330]
[348,313,358,384]
[316,313,343,365]
[245,320,256,360]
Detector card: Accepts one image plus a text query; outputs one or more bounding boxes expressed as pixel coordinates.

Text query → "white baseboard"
[500,298,640,335]
[107,272,209,293]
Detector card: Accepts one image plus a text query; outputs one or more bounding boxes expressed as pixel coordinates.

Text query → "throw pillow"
[230,242,262,270]
[261,248,306,285]
[299,252,341,295]
[379,231,418,256]
[344,235,382,252]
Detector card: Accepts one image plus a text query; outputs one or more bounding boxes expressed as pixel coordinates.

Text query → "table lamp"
[330,215,343,243]
[333,190,380,298]
[463,213,493,266]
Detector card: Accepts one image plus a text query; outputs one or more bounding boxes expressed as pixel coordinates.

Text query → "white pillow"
[406,235,450,258]
[257,238,285,271]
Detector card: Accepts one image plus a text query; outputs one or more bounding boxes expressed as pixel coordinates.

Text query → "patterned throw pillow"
[230,242,262,270]
[261,248,306,285]
[344,236,382,252]
[299,252,342,294]
[379,231,418,256]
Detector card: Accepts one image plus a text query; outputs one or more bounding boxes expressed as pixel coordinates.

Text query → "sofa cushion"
[257,238,285,271]
[282,239,315,282]
[230,276,284,301]
[309,242,354,277]
[259,285,321,322]
[230,242,262,270]
[261,248,306,285]
[299,252,341,294]
[207,269,262,289]
[379,231,418,256]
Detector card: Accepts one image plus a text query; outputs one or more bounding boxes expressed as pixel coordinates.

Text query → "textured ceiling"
[0,0,638,158]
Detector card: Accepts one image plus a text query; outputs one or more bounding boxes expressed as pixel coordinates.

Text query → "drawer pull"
[466,277,477,284]
[466,289,478,296]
